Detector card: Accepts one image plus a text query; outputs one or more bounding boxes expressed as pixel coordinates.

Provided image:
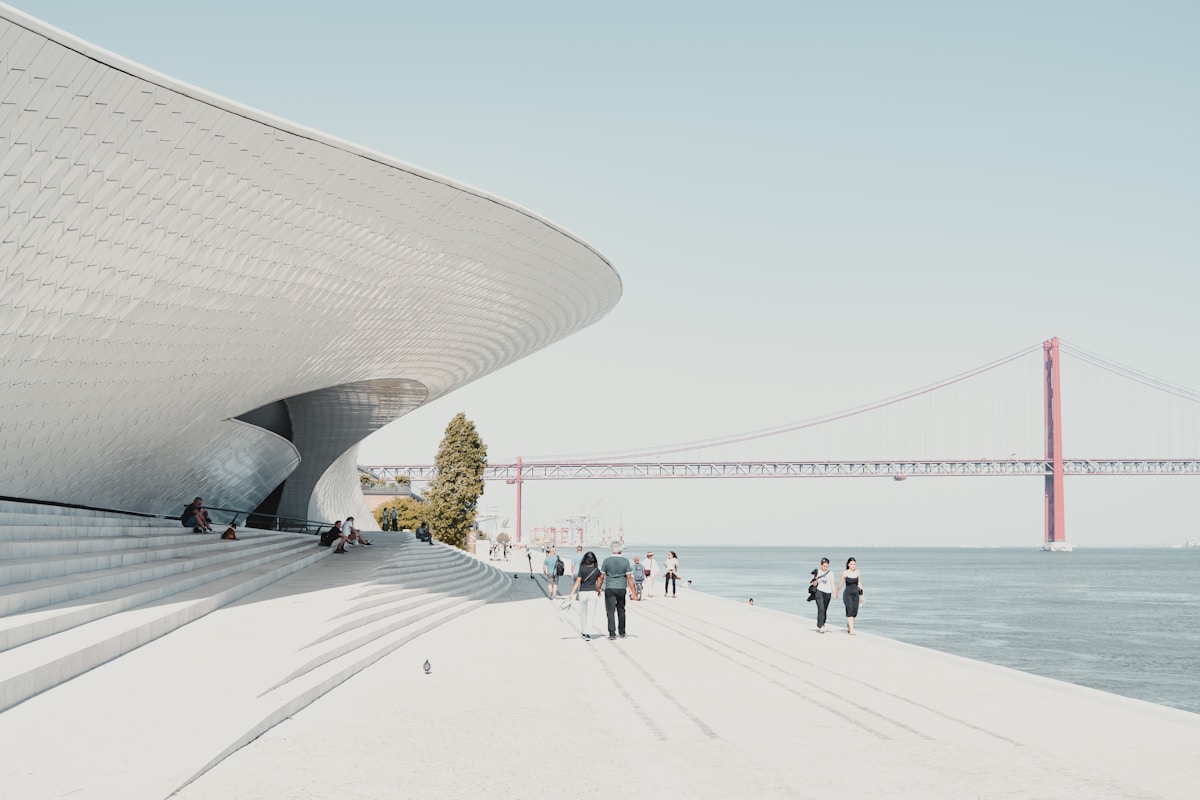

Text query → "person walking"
[642,552,658,597]
[663,551,680,598]
[568,551,603,640]
[835,556,865,635]
[543,546,562,599]
[632,556,645,600]
[598,543,636,640]
[812,557,835,633]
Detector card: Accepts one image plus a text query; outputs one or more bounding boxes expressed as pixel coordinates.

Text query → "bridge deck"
[367,458,1200,480]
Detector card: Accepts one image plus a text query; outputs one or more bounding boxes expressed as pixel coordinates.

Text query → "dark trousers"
[604,588,627,636]
[815,591,831,629]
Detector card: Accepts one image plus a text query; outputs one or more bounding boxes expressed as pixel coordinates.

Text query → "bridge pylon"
[1044,337,1068,549]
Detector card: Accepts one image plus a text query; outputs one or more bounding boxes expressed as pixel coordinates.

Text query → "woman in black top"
[569,551,602,640]
[835,557,864,635]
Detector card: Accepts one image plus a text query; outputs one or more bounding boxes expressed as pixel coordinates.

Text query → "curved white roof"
[0,6,621,524]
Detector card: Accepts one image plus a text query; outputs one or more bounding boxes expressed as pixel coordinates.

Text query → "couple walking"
[568,543,638,640]
[810,556,865,635]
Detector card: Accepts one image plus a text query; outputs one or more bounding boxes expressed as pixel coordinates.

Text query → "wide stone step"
[309,567,510,648]
[0,500,168,523]
[0,542,328,712]
[0,514,182,540]
[0,528,297,585]
[0,530,243,558]
[0,534,311,616]
[0,534,316,653]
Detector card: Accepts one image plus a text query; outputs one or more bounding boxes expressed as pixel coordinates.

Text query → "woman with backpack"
[632,557,646,599]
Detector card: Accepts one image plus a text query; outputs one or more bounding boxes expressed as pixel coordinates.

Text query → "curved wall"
[0,8,621,526]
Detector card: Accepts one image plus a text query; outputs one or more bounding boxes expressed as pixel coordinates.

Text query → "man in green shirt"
[597,543,637,640]
[543,546,561,599]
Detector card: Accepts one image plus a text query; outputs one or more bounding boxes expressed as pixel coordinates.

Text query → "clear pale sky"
[13,1,1199,546]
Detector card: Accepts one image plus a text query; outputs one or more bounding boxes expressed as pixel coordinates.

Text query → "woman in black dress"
[835,557,864,635]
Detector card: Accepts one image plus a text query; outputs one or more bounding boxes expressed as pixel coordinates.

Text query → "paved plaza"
[182,553,1199,800]
[2,538,1198,799]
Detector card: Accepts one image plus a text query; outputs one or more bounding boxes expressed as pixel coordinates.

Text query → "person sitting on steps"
[319,520,350,553]
[343,516,373,546]
[181,497,213,533]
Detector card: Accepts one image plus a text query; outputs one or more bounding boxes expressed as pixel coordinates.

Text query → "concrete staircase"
[0,503,513,799]
[0,498,326,712]
[187,533,514,784]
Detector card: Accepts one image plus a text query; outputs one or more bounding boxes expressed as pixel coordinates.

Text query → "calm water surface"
[626,545,1200,714]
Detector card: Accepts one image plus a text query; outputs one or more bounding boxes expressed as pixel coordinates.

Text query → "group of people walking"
[810,556,865,635]
[541,544,682,640]
[634,550,680,599]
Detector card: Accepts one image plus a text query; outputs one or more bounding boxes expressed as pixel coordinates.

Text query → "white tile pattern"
[0,8,621,524]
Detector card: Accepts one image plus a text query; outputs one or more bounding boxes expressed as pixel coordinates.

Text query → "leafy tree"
[424,413,487,549]
[496,532,511,545]
[374,497,424,530]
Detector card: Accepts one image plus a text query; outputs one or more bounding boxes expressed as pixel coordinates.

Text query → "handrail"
[187,505,332,535]
[0,496,332,536]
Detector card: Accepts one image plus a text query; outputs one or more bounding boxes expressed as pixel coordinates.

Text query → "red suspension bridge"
[364,338,1200,549]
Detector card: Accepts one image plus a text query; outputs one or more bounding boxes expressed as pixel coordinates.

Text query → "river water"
[621,545,1200,714]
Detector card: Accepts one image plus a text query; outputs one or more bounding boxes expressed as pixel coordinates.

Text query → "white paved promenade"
[3,541,1198,799]
[179,555,1197,800]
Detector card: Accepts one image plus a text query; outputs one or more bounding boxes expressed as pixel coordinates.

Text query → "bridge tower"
[1043,337,1067,548]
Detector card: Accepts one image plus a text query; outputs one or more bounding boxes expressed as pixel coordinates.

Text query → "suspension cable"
[514,343,1042,463]
[1059,341,1200,404]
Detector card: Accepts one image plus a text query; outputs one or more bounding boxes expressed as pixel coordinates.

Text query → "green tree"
[425,412,487,549]
[373,497,424,530]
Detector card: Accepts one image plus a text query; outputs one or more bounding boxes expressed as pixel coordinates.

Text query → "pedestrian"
[597,543,636,640]
[642,552,658,597]
[663,551,680,598]
[320,520,348,553]
[343,516,372,546]
[812,557,835,633]
[181,496,213,533]
[390,507,398,532]
[569,551,603,640]
[543,546,562,599]
[632,556,645,600]
[835,556,865,635]
[571,544,584,576]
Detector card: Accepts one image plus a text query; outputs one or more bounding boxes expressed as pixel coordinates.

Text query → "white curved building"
[0,6,621,527]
